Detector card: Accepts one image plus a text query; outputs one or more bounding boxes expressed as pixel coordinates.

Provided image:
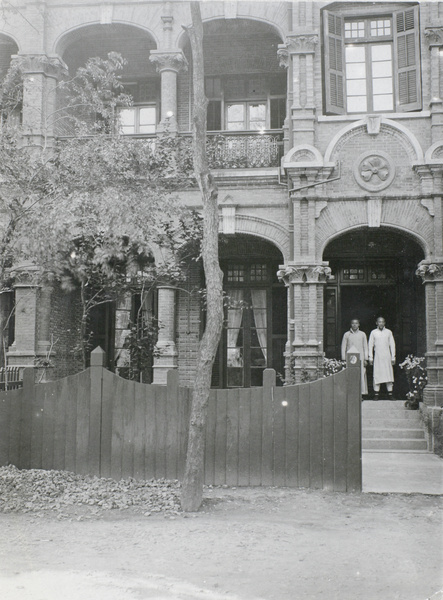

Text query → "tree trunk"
[181,2,224,512]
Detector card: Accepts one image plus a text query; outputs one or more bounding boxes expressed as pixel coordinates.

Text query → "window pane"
[347,96,367,112]
[139,107,156,133]
[371,44,392,62]
[227,104,245,130]
[372,60,392,78]
[345,45,366,63]
[370,18,391,37]
[120,108,135,134]
[248,103,266,130]
[372,77,393,94]
[346,62,366,79]
[344,21,365,38]
[373,94,393,111]
[347,79,367,95]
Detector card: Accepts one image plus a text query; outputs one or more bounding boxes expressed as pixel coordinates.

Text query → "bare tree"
[181,2,224,512]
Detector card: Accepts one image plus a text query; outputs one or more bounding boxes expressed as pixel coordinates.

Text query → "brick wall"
[176,259,202,386]
[49,285,83,379]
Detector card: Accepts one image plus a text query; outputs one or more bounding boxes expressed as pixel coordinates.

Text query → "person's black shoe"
[374,393,379,401]
[388,392,393,400]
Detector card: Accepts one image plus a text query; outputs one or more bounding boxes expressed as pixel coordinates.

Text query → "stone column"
[278,34,318,149]
[278,264,331,382]
[7,268,39,369]
[424,28,443,143]
[416,262,443,407]
[149,50,188,132]
[13,54,66,148]
[153,285,178,384]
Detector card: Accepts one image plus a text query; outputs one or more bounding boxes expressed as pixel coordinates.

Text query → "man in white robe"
[368,317,396,400]
[341,319,369,396]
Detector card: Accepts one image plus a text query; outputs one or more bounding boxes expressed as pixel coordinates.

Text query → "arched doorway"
[323,228,425,396]
[211,236,287,388]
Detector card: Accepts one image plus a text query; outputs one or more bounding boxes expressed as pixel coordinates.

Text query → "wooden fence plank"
[261,370,275,486]
[309,379,323,489]
[166,370,180,480]
[100,369,115,478]
[133,381,146,480]
[238,388,251,486]
[74,371,91,475]
[154,386,167,478]
[204,390,217,485]
[346,354,362,492]
[122,378,136,479]
[0,394,11,465]
[41,384,56,470]
[53,379,67,471]
[282,385,299,487]
[321,376,335,491]
[272,387,286,487]
[64,373,80,474]
[298,382,310,488]
[249,386,262,486]
[110,374,126,480]
[177,387,191,481]
[214,389,228,486]
[18,384,32,469]
[89,363,104,477]
[226,387,239,487]
[8,389,22,468]
[333,370,348,492]
[30,382,45,470]
[143,383,157,480]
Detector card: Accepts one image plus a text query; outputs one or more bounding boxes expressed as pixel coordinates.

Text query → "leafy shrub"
[399,355,427,410]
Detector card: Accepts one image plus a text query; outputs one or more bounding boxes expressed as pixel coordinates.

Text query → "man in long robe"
[368,317,396,400]
[341,319,369,395]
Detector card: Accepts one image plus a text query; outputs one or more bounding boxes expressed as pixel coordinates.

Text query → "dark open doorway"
[323,228,425,398]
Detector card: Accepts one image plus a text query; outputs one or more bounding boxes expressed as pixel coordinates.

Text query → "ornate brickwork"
[425,27,443,46]
[416,263,443,282]
[354,151,395,192]
[277,264,332,285]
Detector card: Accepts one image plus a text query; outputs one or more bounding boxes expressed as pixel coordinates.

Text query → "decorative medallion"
[353,151,395,192]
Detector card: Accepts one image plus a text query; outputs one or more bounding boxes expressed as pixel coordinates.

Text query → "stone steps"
[362,400,428,452]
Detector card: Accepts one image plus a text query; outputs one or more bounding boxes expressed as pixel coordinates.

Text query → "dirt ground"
[1,487,442,600]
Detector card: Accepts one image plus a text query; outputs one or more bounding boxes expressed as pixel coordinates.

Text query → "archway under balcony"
[179,18,286,143]
[55,24,160,135]
[323,227,425,398]
[0,33,19,79]
[210,234,287,389]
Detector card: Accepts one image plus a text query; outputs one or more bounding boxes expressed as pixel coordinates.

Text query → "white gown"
[368,327,396,385]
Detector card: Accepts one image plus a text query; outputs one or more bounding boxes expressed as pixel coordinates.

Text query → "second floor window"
[119,105,156,134]
[206,73,286,131]
[323,4,421,115]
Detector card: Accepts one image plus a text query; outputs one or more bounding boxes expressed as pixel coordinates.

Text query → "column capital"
[277,263,332,286]
[149,50,188,74]
[11,54,67,79]
[416,261,443,282]
[283,32,319,55]
[425,27,443,47]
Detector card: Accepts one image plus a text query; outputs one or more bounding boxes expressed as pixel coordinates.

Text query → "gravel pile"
[0,465,182,518]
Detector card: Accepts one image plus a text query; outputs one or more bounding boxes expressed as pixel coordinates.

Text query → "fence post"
[346,347,362,492]
[89,346,105,476]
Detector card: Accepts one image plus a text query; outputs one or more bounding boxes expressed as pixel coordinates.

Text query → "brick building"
[1,0,443,407]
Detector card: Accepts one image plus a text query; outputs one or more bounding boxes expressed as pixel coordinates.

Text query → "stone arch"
[232,216,289,262]
[54,23,159,58]
[425,141,443,164]
[0,33,19,76]
[324,117,424,165]
[319,223,429,261]
[282,144,324,168]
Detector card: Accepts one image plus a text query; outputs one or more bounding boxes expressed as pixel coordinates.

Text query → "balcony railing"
[205,131,284,169]
[57,130,284,170]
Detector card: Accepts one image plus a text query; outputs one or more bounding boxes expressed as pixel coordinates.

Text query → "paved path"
[363,451,443,494]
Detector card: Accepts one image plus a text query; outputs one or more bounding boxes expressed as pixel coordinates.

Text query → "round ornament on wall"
[353,150,395,192]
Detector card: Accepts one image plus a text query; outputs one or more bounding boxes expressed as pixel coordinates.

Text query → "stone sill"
[318,111,431,123]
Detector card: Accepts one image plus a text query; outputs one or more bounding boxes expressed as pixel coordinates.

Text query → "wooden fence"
[0,347,362,491]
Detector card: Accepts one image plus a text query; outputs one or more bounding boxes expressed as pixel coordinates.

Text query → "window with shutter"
[322,4,421,115]
[324,10,346,114]
[393,6,421,111]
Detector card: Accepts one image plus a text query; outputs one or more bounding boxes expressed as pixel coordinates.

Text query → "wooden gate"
[0,348,362,491]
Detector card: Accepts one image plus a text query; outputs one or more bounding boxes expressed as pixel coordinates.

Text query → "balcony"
[177,130,284,169]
